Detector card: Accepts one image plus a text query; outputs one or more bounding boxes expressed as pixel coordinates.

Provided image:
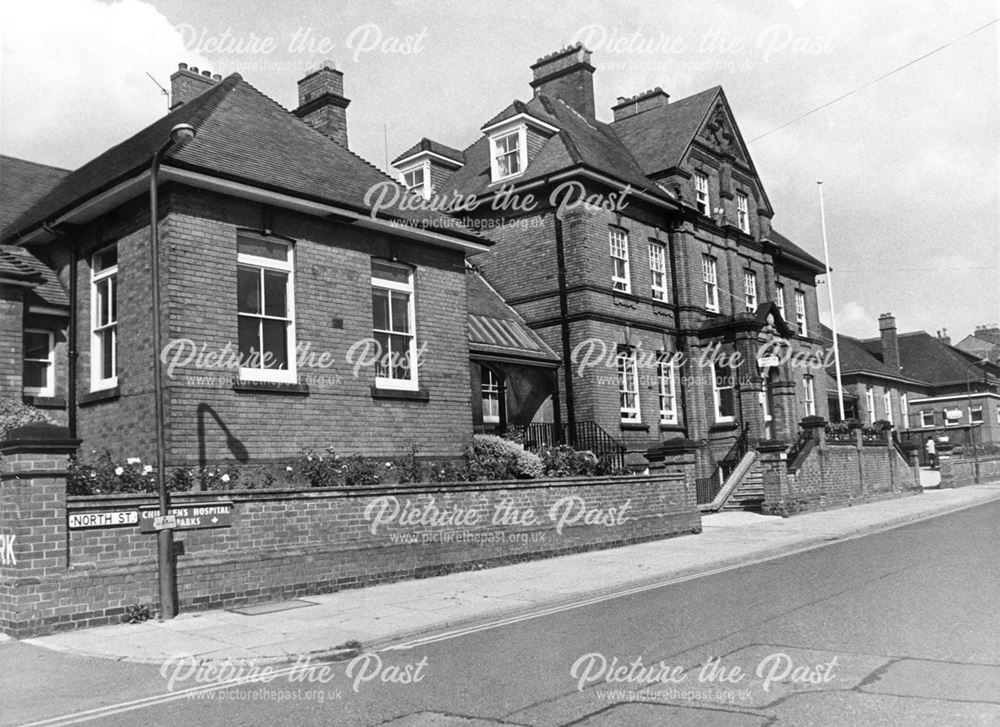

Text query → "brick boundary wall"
[758,422,921,515]
[939,456,1000,488]
[1,428,701,637]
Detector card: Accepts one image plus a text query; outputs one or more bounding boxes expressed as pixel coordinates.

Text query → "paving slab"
[21,484,1000,665]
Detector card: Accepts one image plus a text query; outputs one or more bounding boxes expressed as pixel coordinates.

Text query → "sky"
[2,0,998,341]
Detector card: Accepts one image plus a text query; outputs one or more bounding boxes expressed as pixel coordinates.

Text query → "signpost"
[138,502,233,534]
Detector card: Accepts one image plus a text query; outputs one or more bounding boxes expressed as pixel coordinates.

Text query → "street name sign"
[68,510,139,530]
[139,502,234,533]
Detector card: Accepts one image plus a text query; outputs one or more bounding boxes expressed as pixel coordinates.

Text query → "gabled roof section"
[610,86,719,175]
[4,74,486,246]
[391,137,464,167]
[0,156,70,240]
[820,324,914,382]
[612,86,773,217]
[440,94,669,205]
[767,229,825,273]
[467,270,559,366]
[0,245,68,307]
[861,331,1000,386]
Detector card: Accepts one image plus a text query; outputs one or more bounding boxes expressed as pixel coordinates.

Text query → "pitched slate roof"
[437,94,670,203]
[861,331,1000,386]
[0,156,70,240]
[467,271,559,365]
[391,137,464,166]
[820,324,925,386]
[768,229,825,272]
[4,74,485,245]
[609,86,720,175]
[0,245,68,307]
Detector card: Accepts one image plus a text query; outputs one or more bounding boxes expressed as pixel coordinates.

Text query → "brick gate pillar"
[757,440,790,510]
[0,424,79,636]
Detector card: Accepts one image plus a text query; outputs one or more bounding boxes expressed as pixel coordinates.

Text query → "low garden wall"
[0,431,700,637]
[757,420,921,516]
[939,455,1000,488]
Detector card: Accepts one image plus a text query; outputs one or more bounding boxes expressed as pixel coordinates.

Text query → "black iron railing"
[696,424,749,505]
[508,421,627,472]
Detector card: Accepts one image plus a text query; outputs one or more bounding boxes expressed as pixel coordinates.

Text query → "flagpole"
[818,180,845,421]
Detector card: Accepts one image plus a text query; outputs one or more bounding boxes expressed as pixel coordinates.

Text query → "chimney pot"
[611,86,670,121]
[212,73,222,81]
[294,63,350,148]
[169,62,220,110]
[879,313,900,372]
[530,43,596,118]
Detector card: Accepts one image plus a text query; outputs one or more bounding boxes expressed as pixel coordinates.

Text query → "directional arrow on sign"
[211,517,218,524]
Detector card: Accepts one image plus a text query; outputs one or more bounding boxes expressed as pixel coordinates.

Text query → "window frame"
[657,354,677,424]
[617,349,641,423]
[921,409,935,428]
[694,171,710,216]
[702,254,719,313]
[900,392,909,429]
[237,234,297,384]
[489,126,526,183]
[865,386,876,424]
[744,269,758,312]
[23,328,55,397]
[803,374,816,417]
[883,389,894,425]
[713,361,736,424]
[482,367,501,424]
[609,227,631,294]
[795,290,807,336]
[371,260,419,391]
[775,282,786,315]
[736,192,750,233]
[970,404,984,424]
[399,161,431,199]
[90,244,118,392]
[648,241,668,301]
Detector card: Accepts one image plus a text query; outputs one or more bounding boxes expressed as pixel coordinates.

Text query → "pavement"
[22,482,1000,666]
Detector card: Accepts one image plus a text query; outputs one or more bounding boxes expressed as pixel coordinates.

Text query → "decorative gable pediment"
[698,102,746,165]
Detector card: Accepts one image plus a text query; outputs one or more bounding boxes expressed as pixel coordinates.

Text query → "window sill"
[233,381,310,395]
[659,423,685,433]
[371,386,430,402]
[620,422,649,432]
[22,395,66,409]
[710,421,739,432]
[79,387,120,406]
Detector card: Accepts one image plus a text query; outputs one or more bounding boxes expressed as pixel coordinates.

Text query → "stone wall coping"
[65,473,685,505]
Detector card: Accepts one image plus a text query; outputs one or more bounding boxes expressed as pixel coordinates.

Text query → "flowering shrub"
[465,434,543,480]
[539,445,600,477]
[297,448,389,488]
[872,419,894,432]
[0,400,51,441]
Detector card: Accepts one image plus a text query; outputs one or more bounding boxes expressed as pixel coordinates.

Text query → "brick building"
[1,63,567,467]
[394,44,829,491]
[824,314,1000,456]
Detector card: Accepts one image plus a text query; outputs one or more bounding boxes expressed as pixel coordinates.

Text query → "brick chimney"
[878,313,900,372]
[293,61,350,148]
[530,43,595,118]
[936,328,951,346]
[612,87,670,121]
[170,63,222,109]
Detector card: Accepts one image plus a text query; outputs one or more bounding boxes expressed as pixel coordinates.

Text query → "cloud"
[823,301,879,338]
[0,0,210,169]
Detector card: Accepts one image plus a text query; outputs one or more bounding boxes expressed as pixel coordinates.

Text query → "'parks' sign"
[138,503,233,533]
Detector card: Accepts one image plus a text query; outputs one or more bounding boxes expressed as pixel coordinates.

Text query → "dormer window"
[481,112,559,185]
[399,161,431,199]
[492,129,523,181]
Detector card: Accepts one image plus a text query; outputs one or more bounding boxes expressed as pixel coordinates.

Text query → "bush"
[466,434,542,480]
[68,451,158,495]
[0,400,51,441]
[539,444,600,477]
